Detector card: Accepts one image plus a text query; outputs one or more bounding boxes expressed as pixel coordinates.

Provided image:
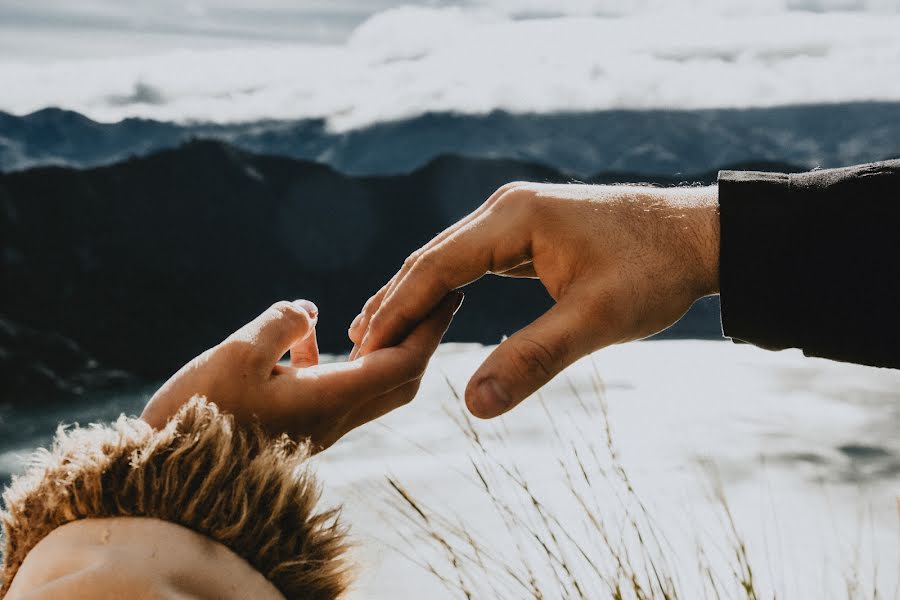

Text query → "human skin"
[349,183,720,419]
[7,295,463,598]
[6,518,285,600]
[143,293,463,449]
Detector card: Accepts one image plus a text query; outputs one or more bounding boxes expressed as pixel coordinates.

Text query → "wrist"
[660,185,720,299]
[688,186,720,297]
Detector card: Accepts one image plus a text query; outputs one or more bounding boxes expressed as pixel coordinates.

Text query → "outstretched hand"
[142,294,462,450]
[349,182,719,419]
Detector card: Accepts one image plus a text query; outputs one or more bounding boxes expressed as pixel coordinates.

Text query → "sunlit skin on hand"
[142,294,463,450]
[349,182,720,420]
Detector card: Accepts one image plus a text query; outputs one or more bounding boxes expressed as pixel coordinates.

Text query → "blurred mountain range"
[3,102,900,177]
[0,140,760,405]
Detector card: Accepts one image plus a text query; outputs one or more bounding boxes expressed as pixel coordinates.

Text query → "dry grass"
[383,366,897,600]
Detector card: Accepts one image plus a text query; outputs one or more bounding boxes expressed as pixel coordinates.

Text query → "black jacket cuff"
[718,169,806,352]
[717,160,900,369]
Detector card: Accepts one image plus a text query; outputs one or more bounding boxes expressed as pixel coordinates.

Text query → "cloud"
[1,5,900,128]
[106,81,167,106]
[489,0,900,14]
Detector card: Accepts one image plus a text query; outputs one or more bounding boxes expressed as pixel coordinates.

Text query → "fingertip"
[465,376,512,419]
[361,291,462,357]
[451,291,465,315]
[431,291,464,324]
[292,299,318,324]
[361,314,402,356]
[437,291,463,332]
[463,382,485,418]
[270,300,315,337]
[414,292,463,339]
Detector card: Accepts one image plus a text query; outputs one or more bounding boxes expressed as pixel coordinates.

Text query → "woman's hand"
[350,183,719,419]
[142,294,462,450]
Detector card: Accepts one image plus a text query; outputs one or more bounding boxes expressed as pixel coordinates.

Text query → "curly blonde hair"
[0,396,350,599]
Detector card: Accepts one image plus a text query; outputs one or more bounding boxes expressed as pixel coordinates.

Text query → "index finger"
[358,195,532,355]
[300,292,464,401]
[227,300,317,373]
[348,182,528,346]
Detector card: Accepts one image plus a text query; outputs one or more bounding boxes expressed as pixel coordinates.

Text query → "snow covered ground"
[315,340,900,598]
[1,339,897,597]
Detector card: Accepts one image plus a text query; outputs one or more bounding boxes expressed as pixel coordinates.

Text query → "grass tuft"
[383,368,896,599]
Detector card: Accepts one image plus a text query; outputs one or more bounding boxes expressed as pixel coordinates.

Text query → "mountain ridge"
[0,140,744,404]
[3,102,899,177]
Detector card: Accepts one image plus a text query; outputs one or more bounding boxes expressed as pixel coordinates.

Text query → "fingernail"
[293,299,319,318]
[473,378,511,418]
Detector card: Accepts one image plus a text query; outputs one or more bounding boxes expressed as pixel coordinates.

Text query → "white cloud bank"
[2,5,900,129]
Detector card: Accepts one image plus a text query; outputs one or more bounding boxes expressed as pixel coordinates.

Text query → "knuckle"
[402,253,419,271]
[269,300,294,313]
[510,336,563,381]
[495,186,535,214]
[410,250,445,287]
[498,181,527,195]
[269,300,307,325]
[412,249,435,273]
[367,311,389,336]
[361,293,381,316]
[486,182,524,207]
[495,187,519,207]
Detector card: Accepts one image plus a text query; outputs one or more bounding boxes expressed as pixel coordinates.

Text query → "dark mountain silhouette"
[2,103,899,177]
[0,317,133,404]
[0,141,799,404]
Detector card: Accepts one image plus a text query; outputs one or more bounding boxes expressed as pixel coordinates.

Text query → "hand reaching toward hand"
[349,182,719,419]
[142,294,463,450]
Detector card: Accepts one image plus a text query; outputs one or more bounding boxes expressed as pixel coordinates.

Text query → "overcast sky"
[4,0,898,60]
[3,1,900,125]
[0,1,408,59]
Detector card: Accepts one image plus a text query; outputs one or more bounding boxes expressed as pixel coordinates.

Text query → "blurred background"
[1,2,899,597]
[4,0,900,402]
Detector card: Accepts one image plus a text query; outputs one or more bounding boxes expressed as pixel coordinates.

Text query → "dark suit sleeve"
[717,159,900,369]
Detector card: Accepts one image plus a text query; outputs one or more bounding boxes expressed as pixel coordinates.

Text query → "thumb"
[229,300,317,373]
[290,300,320,368]
[464,298,598,419]
[290,325,320,368]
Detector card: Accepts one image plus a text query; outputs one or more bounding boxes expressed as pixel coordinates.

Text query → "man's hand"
[349,183,719,419]
[142,294,462,450]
